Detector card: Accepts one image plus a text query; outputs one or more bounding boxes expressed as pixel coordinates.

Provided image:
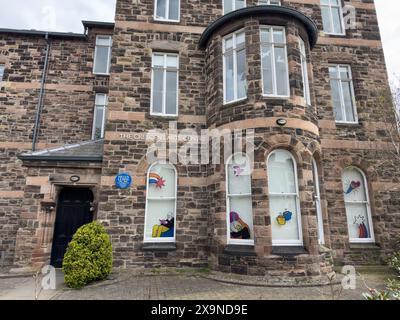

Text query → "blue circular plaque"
[115,173,132,189]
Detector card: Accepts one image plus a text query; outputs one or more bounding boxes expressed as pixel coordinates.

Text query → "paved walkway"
[0,268,391,300]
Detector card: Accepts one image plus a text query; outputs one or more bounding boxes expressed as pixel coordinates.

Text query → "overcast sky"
[0,0,398,81]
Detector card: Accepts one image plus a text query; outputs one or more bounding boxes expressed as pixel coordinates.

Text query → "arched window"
[226,153,254,245]
[342,167,374,243]
[312,158,325,244]
[267,149,302,246]
[144,163,177,243]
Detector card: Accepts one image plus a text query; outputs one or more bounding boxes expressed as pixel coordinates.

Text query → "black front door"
[50,188,94,268]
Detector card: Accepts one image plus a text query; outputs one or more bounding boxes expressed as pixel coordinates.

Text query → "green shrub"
[363,250,400,300]
[389,251,400,274]
[62,221,113,289]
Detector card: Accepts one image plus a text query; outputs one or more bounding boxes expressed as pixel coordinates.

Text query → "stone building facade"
[0,0,399,283]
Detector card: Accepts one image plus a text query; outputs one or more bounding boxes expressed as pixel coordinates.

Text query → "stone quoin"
[0,0,399,283]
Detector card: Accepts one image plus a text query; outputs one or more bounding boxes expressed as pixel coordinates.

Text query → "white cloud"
[375,0,400,81]
[0,0,116,33]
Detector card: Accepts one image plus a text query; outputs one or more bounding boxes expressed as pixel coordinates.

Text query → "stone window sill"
[272,246,308,256]
[335,122,362,128]
[223,245,256,257]
[142,242,177,252]
[148,114,179,121]
[349,243,380,250]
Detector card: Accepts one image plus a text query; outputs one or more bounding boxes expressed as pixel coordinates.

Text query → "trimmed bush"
[62,221,113,289]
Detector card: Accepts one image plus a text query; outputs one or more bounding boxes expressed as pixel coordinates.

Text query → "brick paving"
[0,268,390,300]
[52,270,388,300]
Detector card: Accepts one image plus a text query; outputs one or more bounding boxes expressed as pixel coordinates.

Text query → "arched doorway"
[50,187,94,267]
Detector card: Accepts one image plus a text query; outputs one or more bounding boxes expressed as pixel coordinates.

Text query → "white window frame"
[150,52,179,117]
[92,94,107,140]
[267,149,303,246]
[144,162,178,243]
[154,0,181,22]
[343,167,375,244]
[223,0,246,15]
[320,0,346,36]
[225,153,254,246]
[299,38,311,106]
[312,158,325,245]
[93,35,112,75]
[0,65,5,82]
[329,64,358,124]
[260,26,290,98]
[223,29,247,105]
[259,0,281,5]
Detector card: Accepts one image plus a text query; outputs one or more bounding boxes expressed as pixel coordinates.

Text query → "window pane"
[236,31,245,45]
[225,37,233,51]
[153,54,164,67]
[227,158,251,195]
[341,81,355,122]
[329,66,338,78]
[148,164,176,198]
[168,0,179,20]
[152,69,164,114]
[274,46,288,96]
[146,199,175,239]
[225,52,234,102]
[330,79,343,121]
[93,106,105,139]
[345,203,371,240]
[261,46,273,94]
[235,0,245,10]
[301,58,310,104]
[165,71,178,115]
[229,196,253,240]
[94,46,109,74]
[166,55,178,68]
[321,6,332,33]
[156,0,167,19]
[236,48,246,99]
[95,94,107,105]
[224,0,233,14]
[268,150,296,194]
[332,7,343,34]
[96,36,111,46]
[321,0,330,5]
[273,29,284,43]
[340,66,350,79]
[343,169,367,202]
[269,195,299,241]
[260,28,270,43]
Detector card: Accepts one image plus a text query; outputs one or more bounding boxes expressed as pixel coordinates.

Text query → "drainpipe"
[32,32,51,151]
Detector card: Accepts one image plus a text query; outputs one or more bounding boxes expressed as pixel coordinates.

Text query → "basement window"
[92,94,107,140]
[93,35,112,75]
[154,0,180,22]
